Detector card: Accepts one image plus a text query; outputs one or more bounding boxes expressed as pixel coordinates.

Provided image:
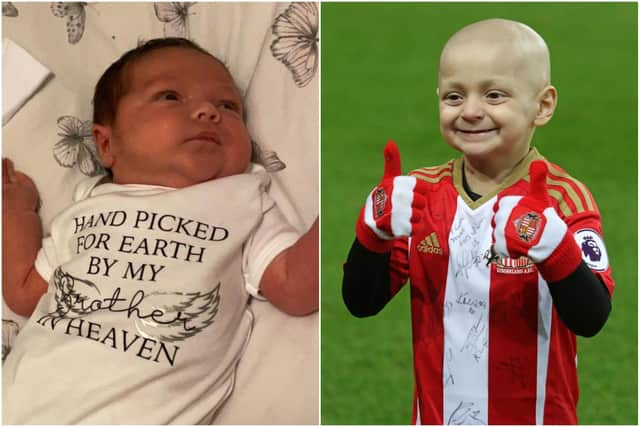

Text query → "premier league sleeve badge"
[574,229,609,272]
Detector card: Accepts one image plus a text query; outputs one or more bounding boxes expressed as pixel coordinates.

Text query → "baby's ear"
[93,124,115,168]
[533,85,558,127]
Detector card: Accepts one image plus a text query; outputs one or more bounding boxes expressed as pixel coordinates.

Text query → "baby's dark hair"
[92,37,227,125]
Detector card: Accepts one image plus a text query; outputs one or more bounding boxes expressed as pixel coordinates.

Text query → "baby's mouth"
[186,131,221,145]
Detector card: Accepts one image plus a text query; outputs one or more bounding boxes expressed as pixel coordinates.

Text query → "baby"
[3,38,318,424]
[343,19,612,424]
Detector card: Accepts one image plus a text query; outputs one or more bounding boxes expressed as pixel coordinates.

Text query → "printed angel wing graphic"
[270,2,318,88]
[51,2,87,44]
[54,115,105,177]
[134,283,221,343]
[40,267,220,343]
[154,2,194,38]
[2,2,18,17]
[50,267,101,318]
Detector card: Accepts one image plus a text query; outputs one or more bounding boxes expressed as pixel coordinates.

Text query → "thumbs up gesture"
[492,160,582,282]
[355,140,428,253]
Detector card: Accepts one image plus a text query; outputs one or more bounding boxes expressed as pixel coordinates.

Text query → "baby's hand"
[355,140,428,252]
[2,158,40,214]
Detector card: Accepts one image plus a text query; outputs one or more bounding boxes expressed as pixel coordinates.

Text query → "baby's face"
[438,42,542,169]
[95,47,251,188]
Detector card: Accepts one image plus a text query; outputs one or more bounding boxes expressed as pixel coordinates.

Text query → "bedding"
[2,2,318,424]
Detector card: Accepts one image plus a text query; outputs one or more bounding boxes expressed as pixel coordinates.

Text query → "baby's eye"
[220,100,240,111]
[157,90,180,101]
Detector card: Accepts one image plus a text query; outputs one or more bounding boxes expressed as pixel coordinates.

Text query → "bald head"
[440,19,551,92]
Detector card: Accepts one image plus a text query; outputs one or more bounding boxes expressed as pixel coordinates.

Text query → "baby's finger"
[3,158,16,184]
[2,158,8,184]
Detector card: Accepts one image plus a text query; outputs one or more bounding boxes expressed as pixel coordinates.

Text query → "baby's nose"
[192,101,221,122]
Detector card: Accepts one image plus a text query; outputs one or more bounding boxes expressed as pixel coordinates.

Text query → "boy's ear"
[533,85,558,127]
[93,124,115,168]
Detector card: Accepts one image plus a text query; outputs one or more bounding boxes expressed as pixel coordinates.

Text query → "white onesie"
[3,165,299,424]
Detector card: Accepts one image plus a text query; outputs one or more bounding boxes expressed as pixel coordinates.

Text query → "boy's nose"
[461,96,484,121]
[192,102,221,122]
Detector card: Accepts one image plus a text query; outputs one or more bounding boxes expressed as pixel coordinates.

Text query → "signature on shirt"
[447,401,486,425]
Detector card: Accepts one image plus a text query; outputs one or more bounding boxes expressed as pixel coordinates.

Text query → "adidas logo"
[418,232,444,255]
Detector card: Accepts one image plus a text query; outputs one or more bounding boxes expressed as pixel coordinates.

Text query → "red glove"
[492,160,582,282]
[356,140,428,253]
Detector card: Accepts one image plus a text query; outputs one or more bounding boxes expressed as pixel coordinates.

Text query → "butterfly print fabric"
[154,2,194,38]
[2,2,18,17]
[270,2,318,88]
[53,116,104,177]
[51,2,87,44]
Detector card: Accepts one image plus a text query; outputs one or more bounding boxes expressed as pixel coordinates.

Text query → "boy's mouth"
[456,128,499,140]
[456,128,498,134]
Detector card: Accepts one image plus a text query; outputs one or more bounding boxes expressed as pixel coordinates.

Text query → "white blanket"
[2,37,51,125]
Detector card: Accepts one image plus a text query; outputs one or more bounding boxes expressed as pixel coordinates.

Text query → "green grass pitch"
[321,3,637,424]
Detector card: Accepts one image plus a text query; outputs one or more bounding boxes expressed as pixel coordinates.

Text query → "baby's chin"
[110,158,251,188]
[175,164,252,187]
[110,171,213,189]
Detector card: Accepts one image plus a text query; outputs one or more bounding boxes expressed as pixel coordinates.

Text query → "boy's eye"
[486,91,507,102]
[443,93,463,105]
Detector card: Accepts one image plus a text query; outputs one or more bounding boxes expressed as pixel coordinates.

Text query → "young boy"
[3,38,318,424]
[343,19,613,425]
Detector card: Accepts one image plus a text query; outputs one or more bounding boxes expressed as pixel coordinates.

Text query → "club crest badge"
[514,212,541,242]
[484,248,535,274]
[575,229,609,272]
[373,188,387,219]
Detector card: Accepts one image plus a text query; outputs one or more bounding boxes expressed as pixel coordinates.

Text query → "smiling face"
[93,47,251,188]
[437,19,556,174]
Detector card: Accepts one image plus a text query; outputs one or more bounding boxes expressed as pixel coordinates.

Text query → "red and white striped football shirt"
[390,148,614,425]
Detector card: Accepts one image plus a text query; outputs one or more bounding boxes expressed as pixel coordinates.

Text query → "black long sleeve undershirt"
[547,260,611,337]
[342,239,392,318]
[342,238,611,337]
